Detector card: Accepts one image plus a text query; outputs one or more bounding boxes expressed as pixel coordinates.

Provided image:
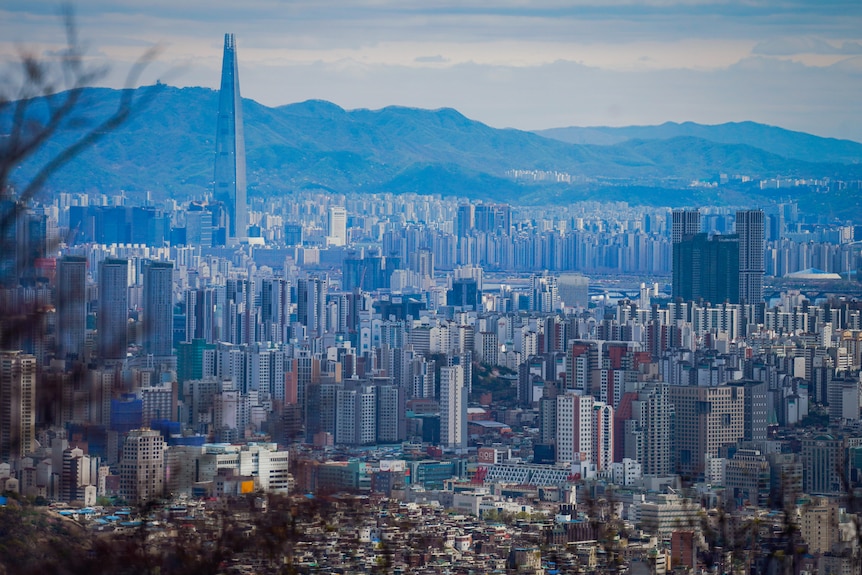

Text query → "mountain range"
[7,85,862,218]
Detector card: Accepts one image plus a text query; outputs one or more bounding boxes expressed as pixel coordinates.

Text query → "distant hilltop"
[6,85,862,219]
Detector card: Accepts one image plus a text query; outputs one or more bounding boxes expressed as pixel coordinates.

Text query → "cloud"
[199,54,862,142]
[3,1,862,142]
[753,37,862,56]
[414,55,449,63]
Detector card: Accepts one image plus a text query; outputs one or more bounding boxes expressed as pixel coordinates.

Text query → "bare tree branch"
[0,5,162,236]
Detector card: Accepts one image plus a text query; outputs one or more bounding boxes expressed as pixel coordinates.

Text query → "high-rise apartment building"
[456,204,474,238]
[440,364,467,449]
[98,258,128,361]
[0,351,36,462]
[620,383,673,476]
[143,261,174,357]
[671,209,701,244]
[57,255,87,361]
[119,428,165,503]
[529,273,559,312]
[555,393,594,465]
[184,288,215,344]
[60,446,94,503]
[474,203,511,234]
[592,401,614,472]
[566,340,599,393]
[736,209,765,307]
[213,33,248,244]
[297,276,328,337]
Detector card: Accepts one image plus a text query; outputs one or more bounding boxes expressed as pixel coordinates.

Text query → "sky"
[3,1,862,141]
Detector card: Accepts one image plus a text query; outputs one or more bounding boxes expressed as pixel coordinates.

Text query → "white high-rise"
[440,364,467,449]
[327,206,348,246]
[592,401,614,472]
[556,393,594,465]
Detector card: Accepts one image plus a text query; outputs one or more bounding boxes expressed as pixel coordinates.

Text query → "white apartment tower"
[556,393,594,465]
[593,401,614,472]
[440,364,467,449]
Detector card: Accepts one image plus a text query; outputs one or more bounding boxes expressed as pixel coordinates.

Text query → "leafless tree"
[1,5,161,350]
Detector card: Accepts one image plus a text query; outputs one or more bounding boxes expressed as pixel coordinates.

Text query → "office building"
[213,33,248,244]
[284,223,303,246]
[801,434,844,495]
[327,206,348,246]
[447,278,481,310]
[668,385,745,479]
[672,209,700,304]
[98,258,128,361]
[557,273,589,309]
[724,448,770,508]
[673,233,740,304]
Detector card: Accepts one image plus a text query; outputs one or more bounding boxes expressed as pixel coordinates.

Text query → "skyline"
[2,1,862,142]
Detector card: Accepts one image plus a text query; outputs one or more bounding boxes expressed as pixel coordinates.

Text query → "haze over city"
[3,0,862,140]
[3,3,862,575]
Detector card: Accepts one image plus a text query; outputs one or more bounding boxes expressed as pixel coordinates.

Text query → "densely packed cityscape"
[2,33,862,575]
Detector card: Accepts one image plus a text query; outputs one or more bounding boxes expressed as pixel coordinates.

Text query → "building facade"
[213,33,248,244]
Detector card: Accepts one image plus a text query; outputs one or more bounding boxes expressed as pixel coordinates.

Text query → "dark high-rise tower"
[671,209,701,244]
[673,233,739,304]
[57,255,87,361]
[672,209,701,302]
[213,33,248,244]
[736,209,765,307]
[143,261,174,358]
[98,258,129,361]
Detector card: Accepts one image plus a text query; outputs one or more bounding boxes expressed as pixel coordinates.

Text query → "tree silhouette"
[1,5,160,350]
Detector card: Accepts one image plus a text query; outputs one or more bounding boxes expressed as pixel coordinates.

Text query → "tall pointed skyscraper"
[213,33,248,244]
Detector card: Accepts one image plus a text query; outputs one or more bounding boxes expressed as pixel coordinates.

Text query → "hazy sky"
[3,1,862,141]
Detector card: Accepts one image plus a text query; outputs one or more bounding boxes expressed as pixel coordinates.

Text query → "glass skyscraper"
[213,33,248,244]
